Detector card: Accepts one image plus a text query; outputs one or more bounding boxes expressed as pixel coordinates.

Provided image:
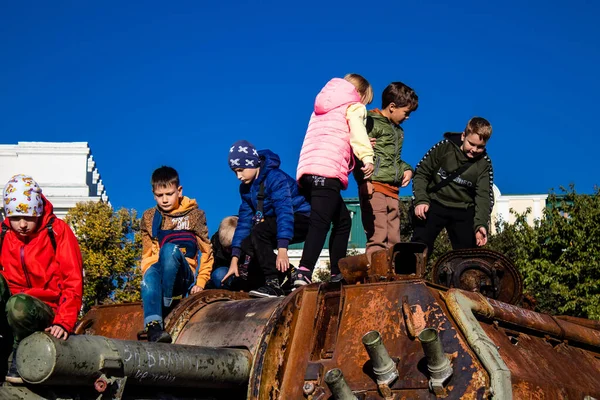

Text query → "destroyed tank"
[3,243,600,399]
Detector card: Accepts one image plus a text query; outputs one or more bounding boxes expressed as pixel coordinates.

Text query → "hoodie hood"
[314,78,361,115]
[163,196,198,217]
[443,132,487,159]
[256,150,281,183]
[444,132,463,147]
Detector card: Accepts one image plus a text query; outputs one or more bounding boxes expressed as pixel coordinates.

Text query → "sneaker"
[330,273,345,284]
[249,280,285,298]
[146,321,172,343]
[5,350,22,385]
[292,267,312,288]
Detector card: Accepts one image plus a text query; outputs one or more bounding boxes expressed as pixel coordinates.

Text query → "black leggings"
[411,200,476,255]
[299,175,351,275]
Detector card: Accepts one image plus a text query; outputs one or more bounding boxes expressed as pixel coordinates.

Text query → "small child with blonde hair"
[207,216,238,289]
[295,73,375,286]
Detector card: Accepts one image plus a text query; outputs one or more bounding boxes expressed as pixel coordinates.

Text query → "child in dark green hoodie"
[411,117,494,256]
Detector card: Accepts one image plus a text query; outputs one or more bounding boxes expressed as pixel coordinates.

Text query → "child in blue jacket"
[221,140,311,297]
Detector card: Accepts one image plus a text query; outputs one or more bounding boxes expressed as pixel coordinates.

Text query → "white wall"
[0,142,109,219]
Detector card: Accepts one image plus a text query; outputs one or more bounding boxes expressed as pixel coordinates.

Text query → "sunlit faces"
[8,216,39,237]
[153,183,182,212]
[233,168,259,184]
[388,104,412,125]
[460,132,487,158]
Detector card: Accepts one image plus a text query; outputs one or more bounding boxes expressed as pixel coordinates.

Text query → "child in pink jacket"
[295,73,374,286]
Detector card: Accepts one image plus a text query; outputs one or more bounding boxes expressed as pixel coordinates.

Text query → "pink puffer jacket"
[296,78,361,189]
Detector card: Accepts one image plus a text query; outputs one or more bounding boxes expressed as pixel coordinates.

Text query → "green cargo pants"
[0,275,54,350]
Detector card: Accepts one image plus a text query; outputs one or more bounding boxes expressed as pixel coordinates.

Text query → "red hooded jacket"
[0,196,83,332]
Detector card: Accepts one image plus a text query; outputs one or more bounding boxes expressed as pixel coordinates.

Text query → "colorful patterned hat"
[3,174,44,217]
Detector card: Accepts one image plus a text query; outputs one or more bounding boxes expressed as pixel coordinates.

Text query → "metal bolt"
[94,377,108,393]
[303,382,315,395]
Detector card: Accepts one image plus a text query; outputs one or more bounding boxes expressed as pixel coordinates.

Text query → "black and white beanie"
[228,140,260,169]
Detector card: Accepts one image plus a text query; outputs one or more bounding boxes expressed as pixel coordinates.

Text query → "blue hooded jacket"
[231,150,310,256]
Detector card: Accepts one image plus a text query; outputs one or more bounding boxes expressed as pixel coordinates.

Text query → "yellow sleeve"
[140,210,159,274]
[194,211,214,288]
[347,103,374,165]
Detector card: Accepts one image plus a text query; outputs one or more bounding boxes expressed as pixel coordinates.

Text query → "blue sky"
[1,1,598,233]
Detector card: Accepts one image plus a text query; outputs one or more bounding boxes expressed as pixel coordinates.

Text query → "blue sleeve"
[267,171,295,248]
[231,194,254,257]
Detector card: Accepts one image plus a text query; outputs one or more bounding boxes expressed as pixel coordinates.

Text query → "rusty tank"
[3,243,600,399]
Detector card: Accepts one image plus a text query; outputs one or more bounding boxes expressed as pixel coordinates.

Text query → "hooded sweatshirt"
[140,196,214,288]
[232,150,311,257]
[412,132,494,231]
[297,78,373,189]
[0,195,83,332]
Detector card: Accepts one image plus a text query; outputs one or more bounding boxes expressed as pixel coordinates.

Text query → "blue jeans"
[141,243,195,326]
[207,266,234,290]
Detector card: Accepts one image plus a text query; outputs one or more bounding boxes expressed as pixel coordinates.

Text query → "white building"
[491,185,548,233]
[0,142,109,219]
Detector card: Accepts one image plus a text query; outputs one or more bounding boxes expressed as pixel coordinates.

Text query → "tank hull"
[4,247,600,399]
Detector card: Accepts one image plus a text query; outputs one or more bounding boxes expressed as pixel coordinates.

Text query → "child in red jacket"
[0,174,83,384]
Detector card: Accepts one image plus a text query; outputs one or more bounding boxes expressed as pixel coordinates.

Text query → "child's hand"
[414,204,429,220]
[276,248,289,272]
[190,285,203,294]
[401,170,413,187]
[45,325,68,340]
[369,138,377,148]
[222,258,239,282]
[361,163,374,179]
[475,227,488,246]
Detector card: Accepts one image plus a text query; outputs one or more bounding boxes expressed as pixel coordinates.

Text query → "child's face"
[153,183,182,213]
[233,168,259,185]
[388,103,412,125]
[8,216,39,237]
[461,132,487,158]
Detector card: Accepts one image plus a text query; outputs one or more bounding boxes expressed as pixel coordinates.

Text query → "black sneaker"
[249,280,285,298]
[292,267,312,288]
[146,321,172,343]
[5,350,22,385]
[330,273,346,284]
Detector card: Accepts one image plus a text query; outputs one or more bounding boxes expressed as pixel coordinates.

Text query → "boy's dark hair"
[381,82,419,111]
[151,166,180,189]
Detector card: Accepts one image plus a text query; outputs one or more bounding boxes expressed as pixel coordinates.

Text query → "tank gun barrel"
[16,332,252,389]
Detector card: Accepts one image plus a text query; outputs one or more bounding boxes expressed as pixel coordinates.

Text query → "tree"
[65,202,142,312]
[488,186,600,319]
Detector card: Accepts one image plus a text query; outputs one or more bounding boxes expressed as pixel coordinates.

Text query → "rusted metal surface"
[445,290,600,399]
[165,290,252,343]
[16,248,600,399]
[555,314,600,330]
[74,302,144,340]
[251,280,489,399]
[339,242,427,285]
[433,249,523,305]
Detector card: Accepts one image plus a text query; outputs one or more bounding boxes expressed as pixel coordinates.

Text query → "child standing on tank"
[295,73,375,286]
